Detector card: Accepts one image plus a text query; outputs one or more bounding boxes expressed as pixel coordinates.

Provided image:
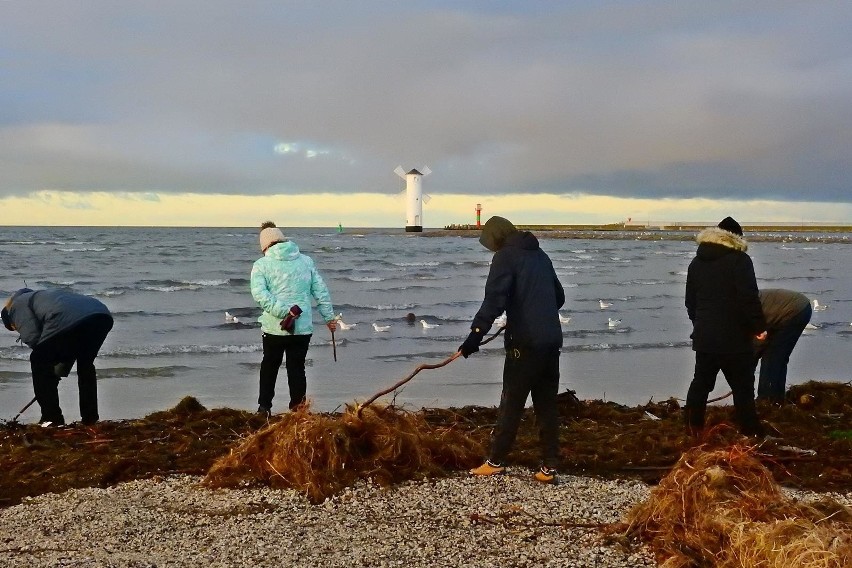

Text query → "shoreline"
[0,382,850,566]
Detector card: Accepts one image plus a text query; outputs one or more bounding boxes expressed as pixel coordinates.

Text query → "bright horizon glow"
[0,191,849,227]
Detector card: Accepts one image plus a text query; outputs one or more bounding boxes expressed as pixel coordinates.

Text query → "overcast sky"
[1,1,850,225]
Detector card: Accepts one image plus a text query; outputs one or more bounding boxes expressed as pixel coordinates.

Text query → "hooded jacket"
[685,227,766,353]
[5,288,111,348]
[250,240,334,336]
[471,228,565,350]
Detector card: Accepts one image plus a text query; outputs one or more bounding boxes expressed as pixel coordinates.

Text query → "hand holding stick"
[326,320,338,362]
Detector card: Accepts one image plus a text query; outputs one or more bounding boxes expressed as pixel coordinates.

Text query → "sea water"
[1,226,850,422]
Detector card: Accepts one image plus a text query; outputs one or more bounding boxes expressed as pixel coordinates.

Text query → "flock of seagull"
[225,298,847,332]
[320,299,621,333]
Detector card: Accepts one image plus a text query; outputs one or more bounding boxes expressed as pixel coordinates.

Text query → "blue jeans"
[756,304,812,402]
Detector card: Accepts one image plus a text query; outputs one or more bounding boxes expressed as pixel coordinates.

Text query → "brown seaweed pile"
[204,403,483,503]
[1,381,850,509]
[624,442,852,567]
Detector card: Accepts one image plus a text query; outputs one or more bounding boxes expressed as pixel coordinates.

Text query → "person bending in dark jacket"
[2,288,113,425]
[755,289,812,403]
[684,217,767,437]
[458,216,566,484]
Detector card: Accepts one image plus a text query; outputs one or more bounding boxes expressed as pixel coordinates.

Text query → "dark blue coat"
[471,231,565,350]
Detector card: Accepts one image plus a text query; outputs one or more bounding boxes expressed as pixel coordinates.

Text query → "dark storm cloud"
[1,1,850,202]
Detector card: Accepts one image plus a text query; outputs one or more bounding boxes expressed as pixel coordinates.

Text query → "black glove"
[458,328,484,358]
[53,361,73,378]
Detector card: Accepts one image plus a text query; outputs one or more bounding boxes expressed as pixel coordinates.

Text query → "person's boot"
[257,405,271,417]
[533,465,557,485]
[470,460,505,476]
[683,406,704,438]
[39,414,65,427]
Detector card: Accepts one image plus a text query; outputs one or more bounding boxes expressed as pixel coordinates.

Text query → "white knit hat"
[259,227,285,252]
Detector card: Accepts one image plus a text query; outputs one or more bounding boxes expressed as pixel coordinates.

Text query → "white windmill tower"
[394,165,431,232]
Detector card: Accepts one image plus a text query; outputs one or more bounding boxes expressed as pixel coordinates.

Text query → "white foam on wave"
[57,247,107,252]
[391,261,441,267]
[107,344,262,357]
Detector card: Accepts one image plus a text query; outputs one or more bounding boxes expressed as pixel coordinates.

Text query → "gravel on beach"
[0,471,659,567]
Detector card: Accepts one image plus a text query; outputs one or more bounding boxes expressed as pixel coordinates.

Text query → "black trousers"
[686,350,763,436]
[30,313,114,424]
[259,333,312,411]
[490,346,561,469]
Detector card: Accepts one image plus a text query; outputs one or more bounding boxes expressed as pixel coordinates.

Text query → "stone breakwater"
[0,472,658,567]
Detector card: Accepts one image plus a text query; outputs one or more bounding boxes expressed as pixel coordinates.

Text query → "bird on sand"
[372,323,391,332]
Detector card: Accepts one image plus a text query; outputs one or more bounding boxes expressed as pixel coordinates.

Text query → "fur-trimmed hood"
[696,227,748,253]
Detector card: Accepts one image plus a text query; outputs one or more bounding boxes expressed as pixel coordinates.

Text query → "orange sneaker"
[469,460,505,476]
[533,466,557,485]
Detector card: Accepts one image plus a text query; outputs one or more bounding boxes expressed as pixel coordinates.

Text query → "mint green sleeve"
[250,261,289,319]
[309,263,335,323]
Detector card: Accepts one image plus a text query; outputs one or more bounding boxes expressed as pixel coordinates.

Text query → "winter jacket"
[759,289,811,331]
[471,231,565,350]
[5,288,111,349]
[250,240,334,336]
[685,227,766,353]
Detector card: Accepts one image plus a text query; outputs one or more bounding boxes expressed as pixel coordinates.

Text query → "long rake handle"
[358,352,461,414]
[357,326,505,415]
[12,396,38,423]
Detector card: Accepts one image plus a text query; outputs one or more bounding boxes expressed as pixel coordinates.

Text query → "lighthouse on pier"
[394,165,431,232]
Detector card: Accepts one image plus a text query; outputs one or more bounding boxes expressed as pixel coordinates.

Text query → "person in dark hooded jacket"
[2,288,113,425]
[684,216,767,437]
[459,216,565,484]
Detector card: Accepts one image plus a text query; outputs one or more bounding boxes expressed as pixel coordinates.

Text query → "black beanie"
[717,216,743,236]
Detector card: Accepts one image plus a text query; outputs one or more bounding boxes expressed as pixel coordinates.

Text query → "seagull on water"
[805,323,821,330]
[372,323,391,332]
[558,313,571,324]
[334,313,357,330]
[225,311,237,322]
[607,318,622,328]
[599,300,613,309]
[812,299,828,311]
[420,320,440,329]
[494,313,507,327]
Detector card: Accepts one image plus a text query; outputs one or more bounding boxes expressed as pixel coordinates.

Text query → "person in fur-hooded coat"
[684,216,767,437]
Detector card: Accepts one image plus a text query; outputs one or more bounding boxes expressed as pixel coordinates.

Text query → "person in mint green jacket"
[250,221,336,414]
